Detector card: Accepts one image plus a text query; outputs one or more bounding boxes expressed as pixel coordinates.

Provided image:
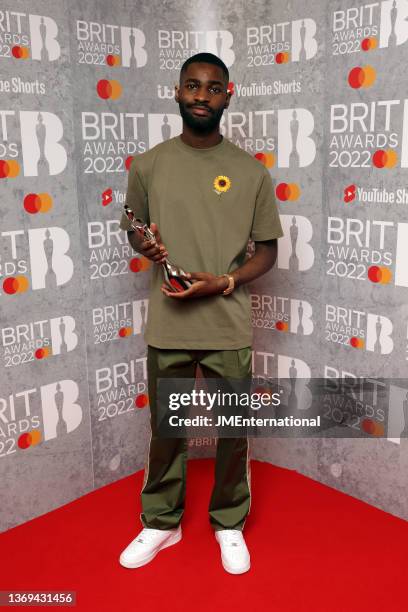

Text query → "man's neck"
[180,127,223,149]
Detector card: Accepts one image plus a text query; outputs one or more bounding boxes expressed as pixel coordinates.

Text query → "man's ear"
[224,91,232,109]
[174,84,179,102]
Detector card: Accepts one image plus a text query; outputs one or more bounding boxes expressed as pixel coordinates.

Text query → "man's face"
[175,62,231,133]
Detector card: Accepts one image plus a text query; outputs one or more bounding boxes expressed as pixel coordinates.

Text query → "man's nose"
[194,85,211,103]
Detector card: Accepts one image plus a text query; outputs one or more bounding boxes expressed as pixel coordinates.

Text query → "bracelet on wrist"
[221,274,235,295]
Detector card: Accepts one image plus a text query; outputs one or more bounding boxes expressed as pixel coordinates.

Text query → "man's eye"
[187,83,198,89]
[210,87,221,94]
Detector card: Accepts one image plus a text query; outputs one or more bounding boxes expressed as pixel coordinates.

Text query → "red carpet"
[1,459,408,611]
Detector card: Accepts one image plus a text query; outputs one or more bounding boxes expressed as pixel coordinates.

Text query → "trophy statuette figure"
[123,204,193,293]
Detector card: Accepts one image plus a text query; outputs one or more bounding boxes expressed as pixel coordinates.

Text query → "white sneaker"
[119,525,182,568]
[215,529,251,574]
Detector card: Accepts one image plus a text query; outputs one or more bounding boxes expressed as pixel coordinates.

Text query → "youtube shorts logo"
[344,184,356,203]
[102,188,113,206]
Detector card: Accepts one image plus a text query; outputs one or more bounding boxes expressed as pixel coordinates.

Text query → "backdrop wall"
[1,0,408,532]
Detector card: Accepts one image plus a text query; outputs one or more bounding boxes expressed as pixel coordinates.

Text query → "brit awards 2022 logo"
[80,112,182,174]
[81,111,147,175]
[329,98,408,170]
[1,227,74,297]
[0,110,67,178]
[325,304,393,353]
[323,365,387,435]
[0,379,83,460]
[92,298,148,344]
[331,0,408,56]
[75,19,147,68]
[0,10,61,61]
[220,106,316,165]
[95,356,148,422]
[323,365,408,443]
[251,293,314,335]
[246,17,318,67]
[1,314,79,368]
[326,216,408,287]
[87,219,150,282]
[157,29,235,70]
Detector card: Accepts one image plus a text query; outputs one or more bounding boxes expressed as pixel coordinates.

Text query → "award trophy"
[124,204,193,292]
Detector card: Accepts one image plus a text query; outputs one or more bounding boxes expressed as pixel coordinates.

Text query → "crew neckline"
[175,134,227,153]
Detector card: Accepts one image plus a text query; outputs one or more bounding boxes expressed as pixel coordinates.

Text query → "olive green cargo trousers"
[139,345,252,532]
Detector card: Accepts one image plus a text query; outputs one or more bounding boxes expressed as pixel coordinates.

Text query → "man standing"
[118,52,283,574]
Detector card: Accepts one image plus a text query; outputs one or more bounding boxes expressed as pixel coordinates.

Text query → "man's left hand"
[161,272,228,299]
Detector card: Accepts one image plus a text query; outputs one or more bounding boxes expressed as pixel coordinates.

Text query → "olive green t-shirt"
[119,135,283,350]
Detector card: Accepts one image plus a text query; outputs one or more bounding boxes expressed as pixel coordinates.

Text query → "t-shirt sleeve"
[250,167,284,242]
[119,158,149,231]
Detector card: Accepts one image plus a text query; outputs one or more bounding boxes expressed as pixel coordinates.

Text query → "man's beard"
[178,101,225,133]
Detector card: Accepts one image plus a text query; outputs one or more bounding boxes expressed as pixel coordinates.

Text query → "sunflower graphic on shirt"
[213,175,231,196]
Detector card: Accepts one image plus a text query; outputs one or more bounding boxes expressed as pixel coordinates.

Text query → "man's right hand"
[128,222,168,265]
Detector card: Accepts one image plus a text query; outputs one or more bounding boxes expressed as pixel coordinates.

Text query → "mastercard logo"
[361,37,378,51]
[372,149,398,168]
[18,430,42,450]
[227,81,235,95]
[367,265,392,284]
[12,46,30,59]
[35,347,52,359]
[361,418,384,436]
[96,79,122,100]
[0,160,20,179]
[276,52,290,64]
[350,337,364,349]
[275,321,289,331]
[106,54,121,66]
[125,156,135,171]
[348,65,376,89]
[254,152,275,168]
[129,257,150,273]
[24,193,53,214]
[118,326,132,337]
[276,183,300,201]
[135,393,149,408]
[3,276,30,295]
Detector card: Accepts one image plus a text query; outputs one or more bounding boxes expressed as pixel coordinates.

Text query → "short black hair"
[180,52,229,84]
